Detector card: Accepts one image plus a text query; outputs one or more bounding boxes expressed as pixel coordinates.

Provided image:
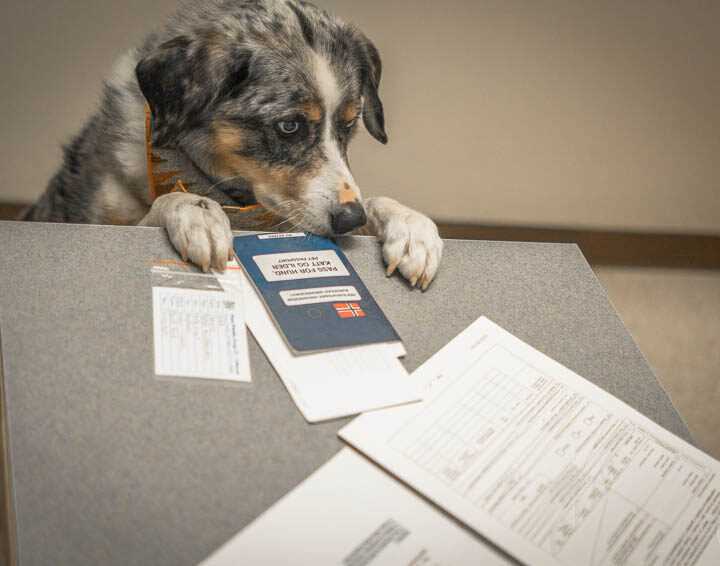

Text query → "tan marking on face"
[212,121,321,205]
[214,122,291,195]
[214,121,246,152]
[341,101,361,123]
[301,102,322,122]
[338,182,359,204]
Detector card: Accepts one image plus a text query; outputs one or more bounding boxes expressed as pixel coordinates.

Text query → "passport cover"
[233,233,401,353]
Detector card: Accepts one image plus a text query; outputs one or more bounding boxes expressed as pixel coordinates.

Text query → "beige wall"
[2,1,718,233]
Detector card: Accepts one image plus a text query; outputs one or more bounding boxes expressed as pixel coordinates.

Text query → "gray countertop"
[0,221,690,565]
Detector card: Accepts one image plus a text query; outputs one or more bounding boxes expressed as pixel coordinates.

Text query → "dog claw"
[386,260,400,277]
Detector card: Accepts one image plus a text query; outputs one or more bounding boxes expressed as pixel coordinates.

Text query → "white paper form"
[216,263,419,422]
[200,448,512,566]
[340,317,720,566]
[152,286,250,382]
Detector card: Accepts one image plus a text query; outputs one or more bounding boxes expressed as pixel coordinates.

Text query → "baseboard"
[437,223,720,269]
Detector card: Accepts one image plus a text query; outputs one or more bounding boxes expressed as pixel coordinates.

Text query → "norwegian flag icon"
[333,303,366,319]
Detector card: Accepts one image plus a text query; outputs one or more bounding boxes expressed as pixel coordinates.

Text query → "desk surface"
[0,221,690,566]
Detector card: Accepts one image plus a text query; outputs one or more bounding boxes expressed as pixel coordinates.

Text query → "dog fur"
[22,0,443,289]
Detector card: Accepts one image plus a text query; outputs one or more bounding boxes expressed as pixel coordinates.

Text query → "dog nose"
[331,201,367,234]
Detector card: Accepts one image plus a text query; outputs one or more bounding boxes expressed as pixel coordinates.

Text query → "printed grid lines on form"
[388,345,535,487]
[384,343,720,565]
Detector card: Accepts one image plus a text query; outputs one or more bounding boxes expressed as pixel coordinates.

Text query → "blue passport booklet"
[233,233,401,353]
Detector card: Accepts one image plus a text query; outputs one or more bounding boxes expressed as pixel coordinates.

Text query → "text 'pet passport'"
[233,233,401,353]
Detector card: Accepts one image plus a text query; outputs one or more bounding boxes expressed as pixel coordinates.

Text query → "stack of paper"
[340,317,720,565]
[200,315,720,564]
[216,261,420,422]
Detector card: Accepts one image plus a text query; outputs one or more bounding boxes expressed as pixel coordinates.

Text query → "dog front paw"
[141,193,233,272]
[365,197,443,290]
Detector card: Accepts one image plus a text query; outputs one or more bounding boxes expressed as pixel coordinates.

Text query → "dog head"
[135,0,387,235]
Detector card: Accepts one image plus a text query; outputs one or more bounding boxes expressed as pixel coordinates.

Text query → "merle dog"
[23,0,443,289]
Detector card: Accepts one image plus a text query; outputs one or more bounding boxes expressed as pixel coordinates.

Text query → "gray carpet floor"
[596,266,720,458]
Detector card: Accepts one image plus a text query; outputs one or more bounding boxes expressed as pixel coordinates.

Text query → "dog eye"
[343,118,358,130]
[277,121,301,135]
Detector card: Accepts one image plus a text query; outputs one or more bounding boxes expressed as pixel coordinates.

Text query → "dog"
[22,0,443,289]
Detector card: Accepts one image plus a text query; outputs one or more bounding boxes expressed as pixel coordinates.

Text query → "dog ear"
[354,33,388,145]
[136,34,252,146]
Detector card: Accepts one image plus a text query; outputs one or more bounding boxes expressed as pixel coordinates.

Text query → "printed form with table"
[149,232,720,566]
